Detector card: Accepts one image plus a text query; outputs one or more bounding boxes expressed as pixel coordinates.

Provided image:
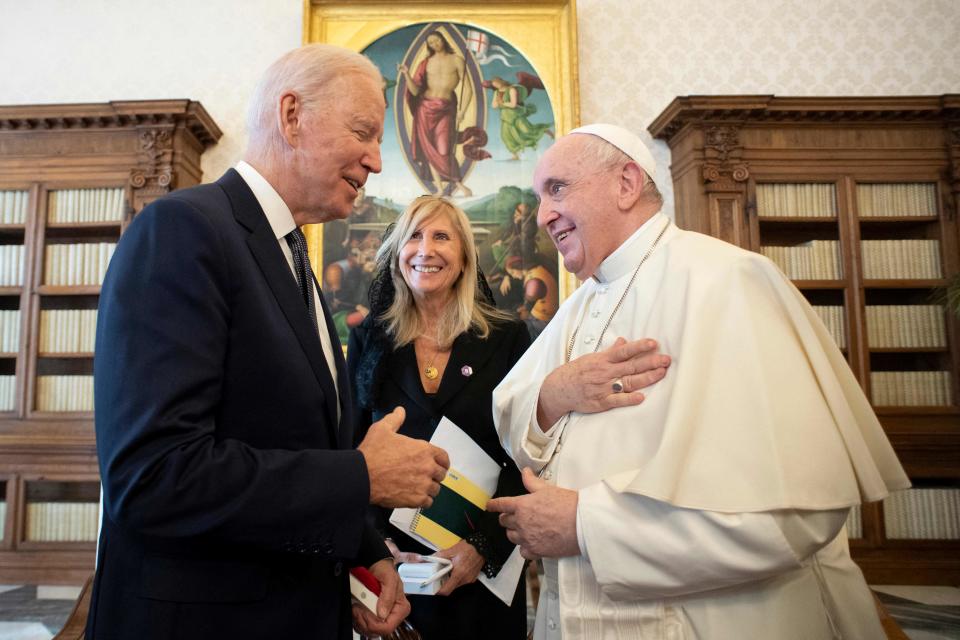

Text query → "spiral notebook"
[390,416,526,605]
[410,467,490,549]
[390,417,500,550]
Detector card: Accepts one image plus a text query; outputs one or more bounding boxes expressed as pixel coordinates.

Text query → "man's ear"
[278,91,302,149]
[616,161,644,211]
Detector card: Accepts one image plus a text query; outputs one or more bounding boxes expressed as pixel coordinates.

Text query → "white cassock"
[493,212,910,639]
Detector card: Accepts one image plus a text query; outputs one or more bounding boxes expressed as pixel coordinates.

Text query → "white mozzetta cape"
[493,213,910,639]
[496,214,908,511]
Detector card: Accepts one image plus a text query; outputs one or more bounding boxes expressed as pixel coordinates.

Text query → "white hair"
[245,44,382,160]
[579,134,663,208]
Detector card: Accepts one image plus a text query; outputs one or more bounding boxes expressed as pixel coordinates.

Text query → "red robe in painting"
[406,57,462,183]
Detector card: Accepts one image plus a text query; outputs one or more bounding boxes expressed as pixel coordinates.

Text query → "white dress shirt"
[235,161,339,419]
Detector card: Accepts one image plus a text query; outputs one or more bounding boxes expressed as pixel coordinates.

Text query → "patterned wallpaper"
[576,0,960,211]
[2,0,959,210]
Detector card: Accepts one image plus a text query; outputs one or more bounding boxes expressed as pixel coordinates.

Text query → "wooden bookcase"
[649,95,960,584]
[0,101,221,583]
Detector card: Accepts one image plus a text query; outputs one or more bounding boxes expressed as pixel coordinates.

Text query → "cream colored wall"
[0,0,302,180]
[2,0,959,210]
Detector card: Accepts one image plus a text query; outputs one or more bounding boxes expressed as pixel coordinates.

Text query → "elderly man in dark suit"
[88,44,450,640]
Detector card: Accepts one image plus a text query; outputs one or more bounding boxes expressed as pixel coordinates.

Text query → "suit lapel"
[388,344,434,416]
[218,170,340,445]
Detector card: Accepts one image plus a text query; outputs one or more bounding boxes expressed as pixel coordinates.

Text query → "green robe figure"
[487,73,554,160]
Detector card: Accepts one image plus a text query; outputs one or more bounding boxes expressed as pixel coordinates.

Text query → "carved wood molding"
[701,125,750,191]
[0,100,220,214]
[701,163,750,192]
[130,127,175,212]
[649,94,960,143]
[705,125,739,163]
[709,195,747,247]
[0,100,222,147]
[947,123,960,220]
[947,124,960,179]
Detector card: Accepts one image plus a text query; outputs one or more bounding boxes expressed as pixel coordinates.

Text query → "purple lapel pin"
[461,365,473,377]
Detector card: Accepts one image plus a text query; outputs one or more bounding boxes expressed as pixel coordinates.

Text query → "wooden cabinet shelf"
[46,222,122,231]
[38,353,94,359]
[870,347,948,354]
[859,216,940,224]
[792,280,849,290]
[651,94,960,584]
[16,540,97,551]
[36,286,101,296]
[876,406,960,417]
[863,280,948,289]
[758,216,839,224]
[0,100,221,584]
[44,223,122,241]
[27,411,95,421]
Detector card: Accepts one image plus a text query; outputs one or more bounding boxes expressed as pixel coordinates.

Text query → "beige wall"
[2,0,959,209]
[0,0,302,180]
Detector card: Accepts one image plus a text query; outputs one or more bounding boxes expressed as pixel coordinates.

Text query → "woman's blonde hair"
[376,195,511,348]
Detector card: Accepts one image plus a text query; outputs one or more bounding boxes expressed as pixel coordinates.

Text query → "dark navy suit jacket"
[88,169,386,639]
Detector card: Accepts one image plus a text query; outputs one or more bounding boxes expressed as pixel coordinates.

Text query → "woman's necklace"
[420,327,444,380]
[565,220,670,363]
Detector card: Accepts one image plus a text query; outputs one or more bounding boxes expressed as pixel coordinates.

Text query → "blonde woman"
[349,196,530,639]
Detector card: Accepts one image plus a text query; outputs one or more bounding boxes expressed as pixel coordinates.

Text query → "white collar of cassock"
[592,211,669,284]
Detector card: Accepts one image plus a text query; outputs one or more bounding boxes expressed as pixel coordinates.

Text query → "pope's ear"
[616,161,644,210]
[277,92,302,148]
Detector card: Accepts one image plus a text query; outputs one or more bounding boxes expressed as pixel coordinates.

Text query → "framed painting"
[303,0,580,344]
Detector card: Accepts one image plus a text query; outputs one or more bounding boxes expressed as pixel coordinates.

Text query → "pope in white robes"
[488,124,910,640]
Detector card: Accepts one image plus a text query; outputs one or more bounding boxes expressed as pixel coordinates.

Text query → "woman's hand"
[432,539,484,596]
[385,538,425,565]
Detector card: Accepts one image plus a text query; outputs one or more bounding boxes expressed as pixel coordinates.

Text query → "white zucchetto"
[570,123,657,178]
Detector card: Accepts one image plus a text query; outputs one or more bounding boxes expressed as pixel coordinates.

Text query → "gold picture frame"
[302,0,581,320]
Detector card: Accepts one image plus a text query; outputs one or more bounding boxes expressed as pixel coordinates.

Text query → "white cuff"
[520,414,566,463]
[576,502,590,562]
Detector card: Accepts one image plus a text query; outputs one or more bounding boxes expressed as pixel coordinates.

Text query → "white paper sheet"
[389,416,525,605]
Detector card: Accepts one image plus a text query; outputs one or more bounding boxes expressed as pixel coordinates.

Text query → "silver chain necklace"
[565,221,670,363]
